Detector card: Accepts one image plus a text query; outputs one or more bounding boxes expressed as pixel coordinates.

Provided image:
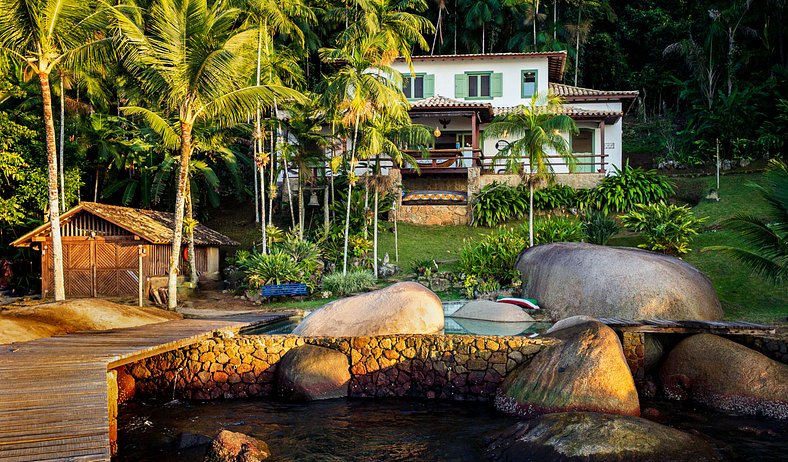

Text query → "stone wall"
[402,176,468,192]
[397,205,468,226]
[554,173,605,189]
[733,335,788,365]
[128,333,553,402]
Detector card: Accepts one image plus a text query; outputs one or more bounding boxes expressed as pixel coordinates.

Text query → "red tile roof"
[549,83,639,100]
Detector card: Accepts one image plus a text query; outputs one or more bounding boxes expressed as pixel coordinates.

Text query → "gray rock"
[660,334,788,420]
[496,318,640,417]
[452,300,534,323]
[516,243,723,321]
[292,282,443,337]
[274,345,350,401]
[203,430,270,462]
[487,412,721,462]
[179,432,211,449]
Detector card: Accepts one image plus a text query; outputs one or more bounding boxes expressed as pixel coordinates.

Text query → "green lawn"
[211,173,787,322]
[381,173,788,322]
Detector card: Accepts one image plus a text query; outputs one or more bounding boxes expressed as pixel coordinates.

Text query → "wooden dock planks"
[598,318,777,335]
[0,312,293,462]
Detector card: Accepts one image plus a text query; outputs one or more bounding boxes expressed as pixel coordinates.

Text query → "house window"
[467,73,491,98]
[521,70,538,98]
[403,75,424,99]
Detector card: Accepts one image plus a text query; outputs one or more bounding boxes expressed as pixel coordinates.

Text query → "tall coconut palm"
[482,92,578,246]
[320,34,409,274]
[113,0,303,309]
[356,115,432,276]
[0,0,111,300]
[705,160,788,283]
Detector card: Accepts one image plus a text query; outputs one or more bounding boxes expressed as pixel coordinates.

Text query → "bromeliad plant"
[622,201,706,256]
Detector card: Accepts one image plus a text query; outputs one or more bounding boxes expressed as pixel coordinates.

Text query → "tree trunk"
[269,124,275,225]
[253,150,260,223]
[553,1,557,41]
[59,77,66,212]
[167,122,193,310]
[260,164,267,253]
[40,74,65,301]
[323,182,330,239]
[186,181,198,285]
[528,179,534,247]
[372,182,379,278]
[298,168,305,239]
[343,114,361,274]
[574,8,581,86]
[283,156,296,230]
[362,173,369,239]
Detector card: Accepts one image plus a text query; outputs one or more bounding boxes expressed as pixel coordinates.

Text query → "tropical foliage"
[621,201,705,255]
[586,163,675,213]
[321,269,376,296]
[704,160,788,282]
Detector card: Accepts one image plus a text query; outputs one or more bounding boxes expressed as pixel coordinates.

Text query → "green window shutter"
[491,73,503,97]
[424,74,435,98]
[454,74,467,98]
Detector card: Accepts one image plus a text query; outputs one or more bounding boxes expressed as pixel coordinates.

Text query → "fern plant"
[622,202,705,255]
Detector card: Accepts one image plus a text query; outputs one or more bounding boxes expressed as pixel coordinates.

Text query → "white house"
[390,51,637,178]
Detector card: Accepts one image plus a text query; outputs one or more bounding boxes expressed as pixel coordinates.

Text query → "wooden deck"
[599,318,777,336]
[0,312,294,462]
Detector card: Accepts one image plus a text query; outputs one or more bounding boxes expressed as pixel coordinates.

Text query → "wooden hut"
[11,202,238,299]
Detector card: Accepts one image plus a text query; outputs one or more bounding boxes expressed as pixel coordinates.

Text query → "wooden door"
[95,241,139,297]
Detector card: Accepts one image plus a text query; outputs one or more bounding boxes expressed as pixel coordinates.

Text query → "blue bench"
[260,283,308,298]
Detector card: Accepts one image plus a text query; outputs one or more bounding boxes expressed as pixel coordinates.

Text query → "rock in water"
[203,430,270,462]
[487,412,721,462]
[496,318,640,417]
[274,345,350,400]
[660,334,788,420]
[116,366,136,404]
[516,243,723,320]
[292,282,443,336]
[452,300,534,323]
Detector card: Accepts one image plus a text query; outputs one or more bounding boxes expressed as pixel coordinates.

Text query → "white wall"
[391,57,550,107]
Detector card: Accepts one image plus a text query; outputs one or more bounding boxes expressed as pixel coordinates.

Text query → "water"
[243,301,552,337]
[117,398,517,461]
[117,397,788,461]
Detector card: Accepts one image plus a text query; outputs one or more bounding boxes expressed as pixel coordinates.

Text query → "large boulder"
[496,318,640,417]
[486,412,721,462]
[452,300,534,323]
[660,334,788,419]
[516,243,722,321]
[203,430,270,462]
[292,282,443,337]
[274,345,350,400]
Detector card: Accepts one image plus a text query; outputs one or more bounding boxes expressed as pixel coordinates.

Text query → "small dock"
[599,318,777,336]
[0,312,293,462]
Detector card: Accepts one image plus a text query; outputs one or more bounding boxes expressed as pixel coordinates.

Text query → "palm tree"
[320,34,409,274]
[482,92,578,246]
[705,160,788,283]
[356,115,432,276]
[113,0,303,309]
[567,0,615,86]
[246,0,314,251]
[0,0,111,300]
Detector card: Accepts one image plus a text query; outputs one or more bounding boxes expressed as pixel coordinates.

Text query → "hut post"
[138,245,146,307]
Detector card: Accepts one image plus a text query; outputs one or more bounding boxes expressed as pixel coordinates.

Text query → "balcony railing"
[382,149,606,173]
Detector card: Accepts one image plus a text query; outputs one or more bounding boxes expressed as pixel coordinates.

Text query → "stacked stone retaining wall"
[732,334,788,365]
[128,334,553,402]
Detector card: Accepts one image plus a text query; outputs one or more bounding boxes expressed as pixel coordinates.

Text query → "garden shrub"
[230,234,324,292]
[460,217,585,295]
[587,163,675,213]
[621,201,706,255]
[532,184,578,210]
[321,269,376,295]
[529,216,584,244]
[459,226,526,283]
[582,210,619,245]
[471,182,528,227]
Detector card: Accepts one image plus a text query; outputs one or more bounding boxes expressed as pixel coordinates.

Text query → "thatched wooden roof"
[12,202,238,246]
